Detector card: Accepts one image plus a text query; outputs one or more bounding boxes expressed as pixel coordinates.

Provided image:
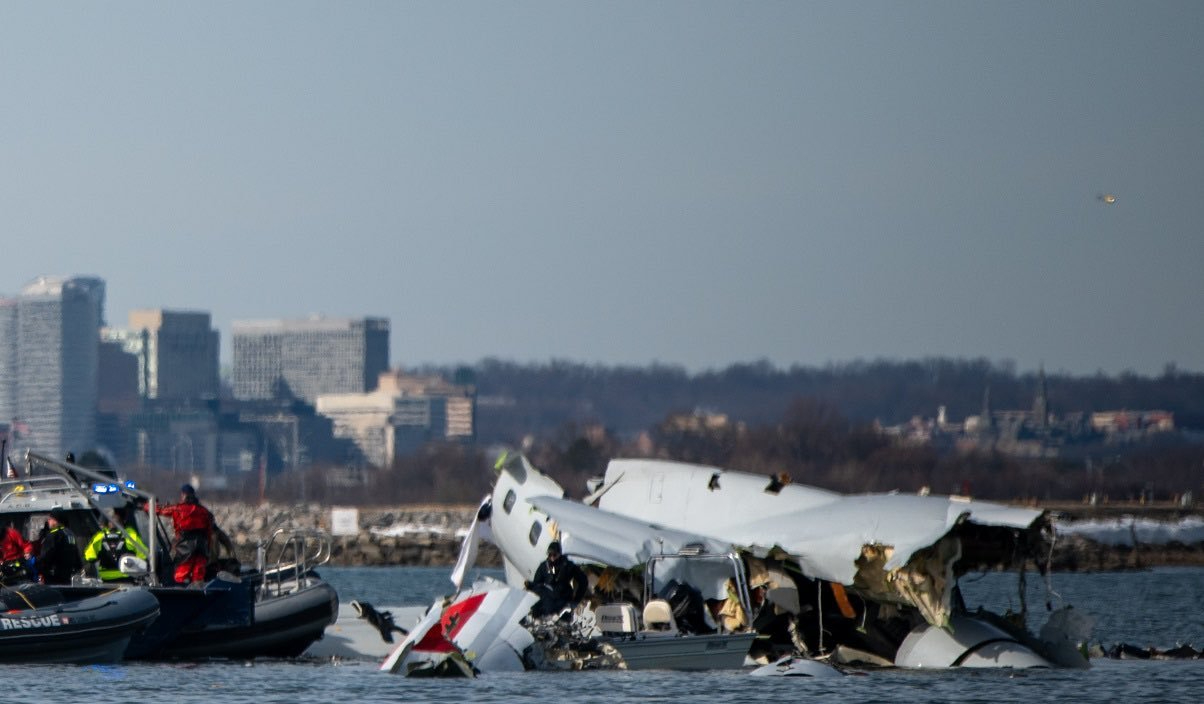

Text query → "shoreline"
[210,502,504,568]
[207,501,1204,571]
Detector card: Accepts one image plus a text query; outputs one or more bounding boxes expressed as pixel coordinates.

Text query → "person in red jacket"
[156,484,215,585]
[0,519,32,584]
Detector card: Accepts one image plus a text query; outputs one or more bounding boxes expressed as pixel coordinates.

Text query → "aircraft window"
[503,489,517,514]
[528,520,542,546]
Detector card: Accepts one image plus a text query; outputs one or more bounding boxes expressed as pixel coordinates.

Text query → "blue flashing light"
[124,480,137,490]
[91,483,120,494]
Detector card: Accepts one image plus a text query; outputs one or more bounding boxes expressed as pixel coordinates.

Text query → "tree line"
[125,358,1204,506]
[446,357,1204,444]
[150,400,1202,509]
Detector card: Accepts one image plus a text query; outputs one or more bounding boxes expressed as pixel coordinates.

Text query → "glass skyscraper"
[3,276,104,457]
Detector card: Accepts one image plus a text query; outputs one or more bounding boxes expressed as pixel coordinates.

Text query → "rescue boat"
[0,584,160,664]
[4,452,337,660]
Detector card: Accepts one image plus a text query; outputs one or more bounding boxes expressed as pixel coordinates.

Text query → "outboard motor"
[658,581,714,635]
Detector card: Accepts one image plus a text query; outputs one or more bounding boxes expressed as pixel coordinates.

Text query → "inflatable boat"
[0,585,160,664]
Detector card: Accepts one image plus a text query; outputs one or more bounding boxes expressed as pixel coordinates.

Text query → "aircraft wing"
[526,494,736,599]
[596,458,1043,585]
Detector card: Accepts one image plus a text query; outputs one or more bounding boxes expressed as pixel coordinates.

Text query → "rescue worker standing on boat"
[39,507,83,585]
[84,506,149,581]
[155,484,215,585]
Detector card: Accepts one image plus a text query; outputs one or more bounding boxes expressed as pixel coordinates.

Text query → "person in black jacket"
[39,507,83,585]
[524,541,588,617]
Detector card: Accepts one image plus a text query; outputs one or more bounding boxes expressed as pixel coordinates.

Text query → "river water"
[7,566,1203,703]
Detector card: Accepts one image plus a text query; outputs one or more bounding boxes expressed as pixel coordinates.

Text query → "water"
[4,566,1202,703]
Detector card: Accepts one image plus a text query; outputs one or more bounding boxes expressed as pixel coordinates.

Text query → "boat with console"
[592,552,758,670]
[0,583,159,664]
[156,527,338,659]
[3,452,337,660]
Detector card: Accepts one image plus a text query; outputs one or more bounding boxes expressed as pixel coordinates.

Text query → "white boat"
[606,625,756,669]
[608,631,757,670]
[594,552,757,671]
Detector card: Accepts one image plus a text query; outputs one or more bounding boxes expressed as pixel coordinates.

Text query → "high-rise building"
[101,309,220,401]
[231,316,389,404]
[0,298,16,426]
[12,276,104,457]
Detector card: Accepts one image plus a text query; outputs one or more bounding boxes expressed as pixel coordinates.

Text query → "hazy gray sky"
[2,2,1201,375]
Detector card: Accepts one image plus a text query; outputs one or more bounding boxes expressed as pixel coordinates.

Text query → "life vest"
[98,529,128,569]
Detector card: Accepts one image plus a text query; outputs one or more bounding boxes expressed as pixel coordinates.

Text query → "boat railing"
[25,451,167,586]
[0,475,86,507]
[642,551,753,632]
[256,528,332,599]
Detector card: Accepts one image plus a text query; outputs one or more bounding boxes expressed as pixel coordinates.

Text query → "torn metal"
[593,459,1052,631]
[393,453,1087,676]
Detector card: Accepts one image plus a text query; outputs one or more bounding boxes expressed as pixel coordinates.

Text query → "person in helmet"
[84,506,149,581]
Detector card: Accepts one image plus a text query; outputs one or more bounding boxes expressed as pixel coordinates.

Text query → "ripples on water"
[8,566,1203,704]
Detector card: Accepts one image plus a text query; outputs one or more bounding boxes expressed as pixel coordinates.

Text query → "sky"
[2,2,1201,376]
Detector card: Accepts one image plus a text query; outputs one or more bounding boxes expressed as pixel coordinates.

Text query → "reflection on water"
[957,566,1204,648]
[5,566,1201,704]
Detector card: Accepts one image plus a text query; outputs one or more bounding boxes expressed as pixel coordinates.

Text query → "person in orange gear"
[156,484,215,585]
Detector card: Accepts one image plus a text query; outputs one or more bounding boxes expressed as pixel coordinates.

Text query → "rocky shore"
[207,502,1204,571]
[209,502,500,568]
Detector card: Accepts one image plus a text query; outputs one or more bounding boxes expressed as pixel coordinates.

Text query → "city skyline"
[3,3,1202,376]
[4,269,1202,378]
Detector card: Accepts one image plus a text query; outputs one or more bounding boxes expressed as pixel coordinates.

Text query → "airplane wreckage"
[380,454,1092,676]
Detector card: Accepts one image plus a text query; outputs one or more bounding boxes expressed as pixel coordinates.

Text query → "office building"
[11,276,104,457]
[315,370,476,467]
[101,309,220,401]
[0,299,16,426]
[231,316,389,404]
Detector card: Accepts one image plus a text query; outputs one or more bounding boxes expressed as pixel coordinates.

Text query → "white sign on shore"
[330,507,360,536]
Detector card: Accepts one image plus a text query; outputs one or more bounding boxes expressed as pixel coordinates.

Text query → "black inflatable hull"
[157,580,339,659]
[59,574,256,659]
[0,587,160,664]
